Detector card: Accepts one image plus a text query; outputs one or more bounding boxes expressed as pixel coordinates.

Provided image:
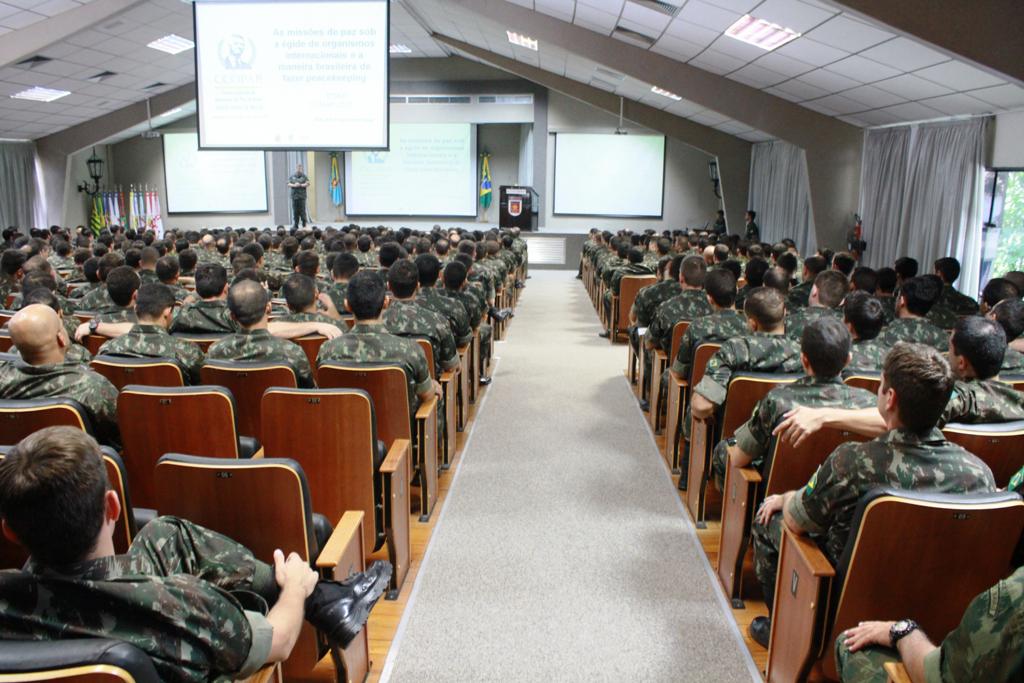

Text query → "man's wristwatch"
[88,318,100,335]
[890,619,919,648]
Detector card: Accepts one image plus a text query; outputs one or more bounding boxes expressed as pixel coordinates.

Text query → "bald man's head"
[9,304,66,364]
[227,279,269,328]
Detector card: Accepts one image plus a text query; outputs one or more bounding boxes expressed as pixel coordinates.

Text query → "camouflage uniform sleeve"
[939,384,969,426]
[410,345,433,396]
[733,394,778,462]
[89,372,122,447]
[670,328,695,376]
[237,611,274,678]
[287,343,315,389]
[648,307,671,351]
[694,341,741,406]
[925,568,1024,683]
[438,324,459,372]
[833,636,897,683]
[787,442,862,534]
[181,341,206,385]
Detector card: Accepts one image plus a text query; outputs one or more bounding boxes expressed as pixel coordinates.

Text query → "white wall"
[992,111,1024,168]
[539,91,721,234]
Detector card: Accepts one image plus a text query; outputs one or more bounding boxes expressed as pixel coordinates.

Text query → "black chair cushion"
[0,638,160,682]
[238,436,261,459]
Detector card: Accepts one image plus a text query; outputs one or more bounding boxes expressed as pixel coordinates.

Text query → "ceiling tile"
[768,76,829,100]
[802,14,893,53]
[753,51,815,78]
[573,3,618,32]
[0,9,43,28]
[714,120,753,134]
[707,33,766,62]
[797,67,860,92]
[967,83,1024,109]
[702,0,759,13]
[662,17,720,46]
[535,0,573,21]
[676,0,742,32]
[825,54,901,83]
[33,0,78,17]
[577,0,624,13]
[620,1,671,31]
[872,73,954,100]
[877,101,945,122]
[739,129,775,141]
[919,92,994,116]
[765,84,810,102]
[914,60,1006,91]
[690,110,731,126]
[800,98,840,116]
[841,84,906,109]
[0,4,20,20]
[859,37,949,72]
[651,35,705,61]
[807,92,865,114]
[836,114,869,127]
[666,98,704,116]
[752,0,836,32]
[1,70,59,86]
[690,49,748,75]
[728,63,788,88]
[854,108,903,126]
[774,37,847,67]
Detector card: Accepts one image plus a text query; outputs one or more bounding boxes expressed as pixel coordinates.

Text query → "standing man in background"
[288,163,310,229]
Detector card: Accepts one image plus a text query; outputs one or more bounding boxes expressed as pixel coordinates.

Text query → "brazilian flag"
[480,153,492,210]
[89,196,104,236]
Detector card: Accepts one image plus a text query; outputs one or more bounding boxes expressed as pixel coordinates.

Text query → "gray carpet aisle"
[382,270,759,682]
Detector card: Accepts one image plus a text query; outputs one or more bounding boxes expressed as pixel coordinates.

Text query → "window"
[979,169,1024,292]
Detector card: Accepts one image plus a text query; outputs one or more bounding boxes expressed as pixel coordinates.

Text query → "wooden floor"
[360,367,770,681]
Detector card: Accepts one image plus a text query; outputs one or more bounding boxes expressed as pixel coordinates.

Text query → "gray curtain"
[859,117,989,297]
[860,127,911,269]
[0,142,39,231]
[896,118,988,298]
[285,150,305,174]
[748,140,816,254]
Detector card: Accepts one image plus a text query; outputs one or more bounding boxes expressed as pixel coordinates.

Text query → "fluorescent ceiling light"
[389,44,412,54]
[651,86,682,101]
[10,86,70,102]
[725,15,801,51]
[159,107,183,117]
[147,34,194,55]
[507,30,538,51]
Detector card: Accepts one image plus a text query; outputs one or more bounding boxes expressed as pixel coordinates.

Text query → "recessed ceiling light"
[507,31,538,51]
[651,86,682,101]
[389,44,412,54]
[147,34,194,55]
[725,15,801,51]
[10,86,70,102]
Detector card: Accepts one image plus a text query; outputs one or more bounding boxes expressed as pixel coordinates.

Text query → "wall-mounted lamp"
[76,147,104,196]
[708,160,721,199]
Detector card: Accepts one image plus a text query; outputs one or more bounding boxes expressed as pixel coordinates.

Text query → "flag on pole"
[330,152,343,207]
[480,153,492,210]
[153,192,164,237]
[90,196,103,235]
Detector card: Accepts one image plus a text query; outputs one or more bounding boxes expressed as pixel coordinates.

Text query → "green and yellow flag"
[89,196,104,236]
[480,153,492,210]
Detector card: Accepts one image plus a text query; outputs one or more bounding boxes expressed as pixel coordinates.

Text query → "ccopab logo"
[219,33,255,69]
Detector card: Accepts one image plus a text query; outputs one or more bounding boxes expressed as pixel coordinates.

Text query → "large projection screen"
[193,0,389,150]
[553,133,666,217]
[163,132,268,213]
[344,123,478,216]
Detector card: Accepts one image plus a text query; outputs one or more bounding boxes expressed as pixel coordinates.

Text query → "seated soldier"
[97,283,205,384]
[278,273,346,332]
[207,280,316,388]
[775,316,1024,442]
[68,256,101,300]
[0,249,26,304]
[737,257,769,311]
[0,427,391,683]
[138,246,160,284]
[415,254,472,347]
[629,255,682,353]
[748,343,996,648]
[169,262,236,334]
[835,565,1023,683]
[876,275,949,350]
[787,256,826,309]
[0,305,119,446]
[19,289,91,363]
[929,256,979,330]
[92,266,140,324]
[156,254,189,302]
[646,255,713,354]
[875,267,898,323]
[763,266,791,295]
[785,270,847,339]
[325,252,359,314]
[384,260,459,374]
[318,270,440,416]
[76,252,123,312]
[710,317,876,489]
[440,259,493,383]
[599,247,655,338]
[844,291,888,373]
[850,266,878,295]
[980,277,1019,315]
[988,297,1024,373]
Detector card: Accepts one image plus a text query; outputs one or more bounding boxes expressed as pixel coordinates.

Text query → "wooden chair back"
[0,398,91,445]
[153,455,322,678]
[83,334,109,356]
[170,333,224,352]
[90,356,185,391]
[721,373,800,436]
[260,388,382,552]
[415,339,437,379]
[0,446,136,570]
[616,276,656,329]
[942,419,1024,486]
[293,334,327,371]
[317,363,412,446]
[0,311,12,328]
[822,489,1024,680]
[0,639,160,683]
[689,343,721,386]
[668,321,690,365]
[1001,374,1024,392]
[200,361,297,438]
[843,373,881,395]
[764,427,867,496]
[116,385,242,508]
[0,334,10,352]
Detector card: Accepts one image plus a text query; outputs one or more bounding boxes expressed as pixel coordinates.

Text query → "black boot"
[305,561,392,648]
[748,616,771,648]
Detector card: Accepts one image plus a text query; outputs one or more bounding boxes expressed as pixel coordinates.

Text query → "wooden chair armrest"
[738,467,762,483]
[250,447,264,460]
[655,349,667,361]
[315,510,365,570]
[234,663,281,683]
[669,369,688,386]
[786,528,835,577]
[440,369,456,383]
[884,662,912,683]
[380,439,411,474]
[416,394,438,420]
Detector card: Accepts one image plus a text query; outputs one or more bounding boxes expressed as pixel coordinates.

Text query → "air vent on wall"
[590,77,620,92]
[405,95,471,104]
[100,19,126,31]
[594,66,624,82]
[87,70,117,83]
[390,96,406,103]
[14,55,52,69]
[611,25,657,48]
[631,0,683,17]
[143,82,169,89]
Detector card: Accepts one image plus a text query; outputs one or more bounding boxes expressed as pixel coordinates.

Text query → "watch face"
[895,620,911,630]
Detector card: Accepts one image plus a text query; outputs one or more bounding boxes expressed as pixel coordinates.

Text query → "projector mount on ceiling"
[614,97,627,135]
[141,99,162,139]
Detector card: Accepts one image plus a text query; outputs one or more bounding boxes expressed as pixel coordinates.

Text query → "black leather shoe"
[676,472,687,491]
[305,561,392,648]
[748,616,771,648]
[479,376,492,386]
[598,330,610,339]
[638,399,650,412]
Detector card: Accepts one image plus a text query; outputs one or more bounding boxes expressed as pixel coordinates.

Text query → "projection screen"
[553,133,666,217]
[163,132,268,213]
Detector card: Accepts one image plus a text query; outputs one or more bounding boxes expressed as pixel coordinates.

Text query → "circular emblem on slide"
[219,34,255,69]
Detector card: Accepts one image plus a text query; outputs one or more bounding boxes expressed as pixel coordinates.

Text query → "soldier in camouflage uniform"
[318,271,439,416]
[629,255,681,352]
[646,256,714,353]
[875,267,898,324]
[16,288,91,364]
[384,260,459,374]
[669,269,747,380]
[787,256,827,310]
[748,343,996,648]
[325,252,359,315]
[98,284,205,384]
[927,257,979,330]
[0,427,391,683]
[0,305,119,446]
[600,247,656,335]
[91,266,140,324]
[0,249,26,307]
[207,280,315,388]
[169,262,238,334]
[440,259,492,378]
[784,270,846,339]
[277,273,346,333]
[156,255,190,302]
[76,252,123,312]
[835,565,1024,682]
[711,317,876,489]
[843,292,888,374]
[986,297,1024,374]
[941,316,1024,423]
[876,276,950,350]
[737,257,769,311]
[415,254,472,347]
[137,247,160,285]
